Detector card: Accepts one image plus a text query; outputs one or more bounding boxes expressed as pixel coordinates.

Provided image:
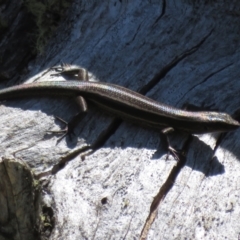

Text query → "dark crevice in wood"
[50,145,91,175]
[40,118,123,176]
[140,135,193,240]
[139,29,213,95]
[126,20,144,45]
[80,118,123,159]
[122,212,135,240]
[40,205,55,236]
[154,0,166,24]
[35,145,92,178]
[180,62,233,102]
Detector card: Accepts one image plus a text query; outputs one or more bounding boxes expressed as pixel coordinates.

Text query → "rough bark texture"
[0,158,40,240]
[1,0,240,239]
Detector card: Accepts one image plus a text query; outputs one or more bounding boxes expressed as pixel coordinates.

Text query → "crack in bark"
[180,62,233,103]
[40,118,123,176]
[139,135,193,240]
[49,145,91,175]
[154,0,166,24]
[126,20,144,45]
[140,29,213,95]
[122,211,135,240]
[81,117,123,158]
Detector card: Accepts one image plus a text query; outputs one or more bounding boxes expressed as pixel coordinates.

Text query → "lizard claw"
[47,116,76,143]
[166,146,181,161]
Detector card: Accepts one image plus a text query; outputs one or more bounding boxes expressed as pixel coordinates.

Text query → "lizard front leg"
[49,65,89,142]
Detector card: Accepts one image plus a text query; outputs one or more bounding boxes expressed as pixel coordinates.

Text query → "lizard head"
[198,112,240,133]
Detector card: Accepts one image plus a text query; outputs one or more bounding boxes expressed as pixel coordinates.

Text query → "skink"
[0,75,239,134]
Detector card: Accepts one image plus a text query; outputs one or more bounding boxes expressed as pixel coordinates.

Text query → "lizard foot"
[47,116,76,144]
[166,146,181,161]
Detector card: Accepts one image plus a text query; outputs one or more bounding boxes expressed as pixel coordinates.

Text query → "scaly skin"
[0,80,239,133]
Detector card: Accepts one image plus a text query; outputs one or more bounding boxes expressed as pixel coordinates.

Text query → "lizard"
[0,64,239,158]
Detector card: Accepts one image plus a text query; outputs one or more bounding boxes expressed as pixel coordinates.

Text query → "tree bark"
[1,1,240,239]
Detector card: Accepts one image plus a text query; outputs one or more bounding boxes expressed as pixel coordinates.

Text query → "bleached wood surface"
[1,1,240,239]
